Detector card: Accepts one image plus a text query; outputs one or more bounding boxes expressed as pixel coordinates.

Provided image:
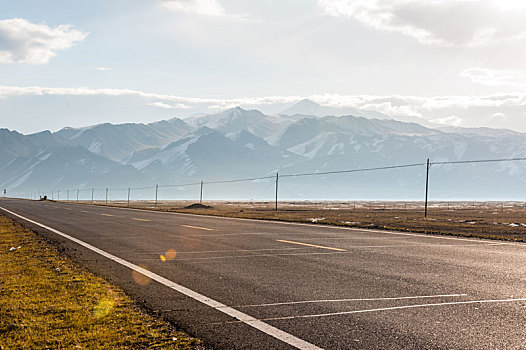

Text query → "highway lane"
[2,198,526,349]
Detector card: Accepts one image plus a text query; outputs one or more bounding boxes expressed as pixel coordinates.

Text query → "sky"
[2,0,526,133]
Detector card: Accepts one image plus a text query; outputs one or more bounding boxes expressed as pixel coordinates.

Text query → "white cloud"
[3,85,526,130]
[0,18,88,64]
[3,85,526,113]
[96,66,111,71]
[356,101,421,117]
[160,0,243,18]
[488,112,510,123]
[311,93,526,113]
[460,68,526,89]
[148,101,191,109]
[316,0,526,47]
[431,115,462,126]
[0,85,300,107]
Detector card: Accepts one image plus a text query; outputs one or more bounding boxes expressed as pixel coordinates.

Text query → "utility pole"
[91,188,94,204]
[155,184,158,206]
[275,173,279,211]
[425,158,430,218]
[127,188,131,206]
[67,189,69,202]
[200,181,203,204]
[57,191,60,201]
[77,189,79,203]
[105,188,108,204]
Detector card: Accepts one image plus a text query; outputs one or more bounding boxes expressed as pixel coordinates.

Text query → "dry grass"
[91,200,526,242]
[0,214,202,350]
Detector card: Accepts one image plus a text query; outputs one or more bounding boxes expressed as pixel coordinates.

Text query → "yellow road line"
[132,218,150,222]
[81,210,90,213]
[182,224,215,231]
[276,239,347,252]
[100,214,114,217]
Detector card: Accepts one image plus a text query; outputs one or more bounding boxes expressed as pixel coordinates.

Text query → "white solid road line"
[237,294,468,308]
[170,250,343,261]
[177,247,307,254]
[167,242,507,261]
[181,224,214,231]
[0,206,323,350]
[258,298,526,322]
[276,239,347,252]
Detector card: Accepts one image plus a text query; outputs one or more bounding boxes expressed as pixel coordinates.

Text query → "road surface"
[2,198,526,349]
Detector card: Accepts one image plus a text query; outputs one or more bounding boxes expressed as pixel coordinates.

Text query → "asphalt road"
[2,198,526,349]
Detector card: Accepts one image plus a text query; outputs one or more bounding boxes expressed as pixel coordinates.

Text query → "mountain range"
[3,99,526,200]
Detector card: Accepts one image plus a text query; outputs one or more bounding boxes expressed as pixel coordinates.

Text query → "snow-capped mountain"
[280,99,391,120]
[184,107,299,139]
[5,106,526,200]
[127,127,304,181]
[0,129,146,193]
[281,99,437,127]
[269,115,438,152]
[54,118,191,162]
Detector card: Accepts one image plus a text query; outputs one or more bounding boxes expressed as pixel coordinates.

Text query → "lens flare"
[93,298,114,318]
[132,266,151,286]
[160,249,176,262]
[165,249,177,260]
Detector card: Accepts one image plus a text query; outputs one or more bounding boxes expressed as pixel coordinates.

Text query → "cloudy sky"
[3,0,526,133]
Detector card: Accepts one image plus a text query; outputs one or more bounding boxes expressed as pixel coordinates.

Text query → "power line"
[204,175,275,185]
[12,156,526,196]
[431,157,526,166]
[159,176,274,188]
[129,185,157,190]
[159,182,202,188]
[280,163,426,178]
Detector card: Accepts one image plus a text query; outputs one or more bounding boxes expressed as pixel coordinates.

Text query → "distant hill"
[0,129,146,194]
[4,107,526,200]
[54,118,191,162]
[184,107,298,138]
[280,99,435,126]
